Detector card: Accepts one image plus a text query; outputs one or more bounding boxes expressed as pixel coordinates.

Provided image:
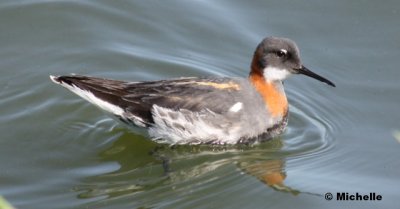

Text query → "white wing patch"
[229,102,243,112]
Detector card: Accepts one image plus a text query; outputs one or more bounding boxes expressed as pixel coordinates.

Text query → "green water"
[1,1,399,208]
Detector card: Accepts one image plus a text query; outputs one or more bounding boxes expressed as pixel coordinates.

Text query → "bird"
[50,36,335,145]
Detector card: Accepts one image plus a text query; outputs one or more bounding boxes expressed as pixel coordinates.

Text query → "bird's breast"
[249,73,288,117]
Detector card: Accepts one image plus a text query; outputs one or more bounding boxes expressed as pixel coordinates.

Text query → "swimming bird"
[50,37,335,144]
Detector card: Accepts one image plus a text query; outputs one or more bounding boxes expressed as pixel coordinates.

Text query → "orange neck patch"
[249,72,288,117]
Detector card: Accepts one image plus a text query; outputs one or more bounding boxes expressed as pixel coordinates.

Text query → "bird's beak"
[295,65,335,87]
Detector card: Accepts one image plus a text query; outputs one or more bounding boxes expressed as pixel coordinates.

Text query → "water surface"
[0,1,399,208]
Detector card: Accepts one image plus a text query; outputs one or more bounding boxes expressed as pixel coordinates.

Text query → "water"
[1,0,399,208]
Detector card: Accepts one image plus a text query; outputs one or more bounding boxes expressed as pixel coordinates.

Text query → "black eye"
[276,49,287,58]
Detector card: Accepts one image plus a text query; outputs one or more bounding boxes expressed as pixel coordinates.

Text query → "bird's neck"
[249,70,288,117]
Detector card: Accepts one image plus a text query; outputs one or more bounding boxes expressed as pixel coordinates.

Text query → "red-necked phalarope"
[50,37,335,144]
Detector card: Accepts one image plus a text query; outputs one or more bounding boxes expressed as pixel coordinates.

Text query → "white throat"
[263,66,291,82]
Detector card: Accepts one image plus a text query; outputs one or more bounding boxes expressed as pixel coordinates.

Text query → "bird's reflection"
[75,130,304,199]
[238,158,299,195]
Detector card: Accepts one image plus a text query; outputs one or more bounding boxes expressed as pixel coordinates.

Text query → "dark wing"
[52,75,240,125]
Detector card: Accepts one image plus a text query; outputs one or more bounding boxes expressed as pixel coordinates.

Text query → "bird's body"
[50,37,335,144]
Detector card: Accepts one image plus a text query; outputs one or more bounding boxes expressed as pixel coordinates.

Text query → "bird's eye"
[276,49,287,58]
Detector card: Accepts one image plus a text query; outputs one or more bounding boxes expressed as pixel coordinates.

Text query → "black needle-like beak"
[296,65,336,87]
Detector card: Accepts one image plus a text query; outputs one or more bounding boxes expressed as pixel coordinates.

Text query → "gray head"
[250,36,335,87]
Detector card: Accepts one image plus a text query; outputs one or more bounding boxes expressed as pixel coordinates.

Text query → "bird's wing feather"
[52,75,241,125]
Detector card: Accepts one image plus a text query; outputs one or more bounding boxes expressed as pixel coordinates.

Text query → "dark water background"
[0,1,399,208]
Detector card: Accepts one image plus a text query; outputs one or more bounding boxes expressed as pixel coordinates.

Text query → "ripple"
[279,87,338,168]
[101,43,234,78]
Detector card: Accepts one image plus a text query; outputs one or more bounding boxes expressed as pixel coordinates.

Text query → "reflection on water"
[74,130,321,204]
[239,158,299,195]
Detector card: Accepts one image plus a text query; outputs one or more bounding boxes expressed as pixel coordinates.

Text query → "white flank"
[229,102,243,112]
[51,76,124,116]
[263,66,291,81]
[149,105,242,144]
